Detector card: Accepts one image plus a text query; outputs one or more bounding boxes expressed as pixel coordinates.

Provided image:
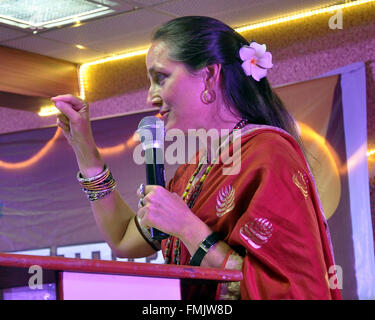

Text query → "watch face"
[191,233,220,266]
[203,239,213,247]
[204,233,220,248]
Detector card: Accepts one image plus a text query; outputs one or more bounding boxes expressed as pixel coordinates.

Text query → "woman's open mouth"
[159,109,170,121]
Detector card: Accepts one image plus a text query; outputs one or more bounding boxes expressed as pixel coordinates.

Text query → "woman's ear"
[202,63,222,90]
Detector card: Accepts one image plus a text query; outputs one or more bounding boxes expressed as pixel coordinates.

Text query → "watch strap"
[189,232,221,266]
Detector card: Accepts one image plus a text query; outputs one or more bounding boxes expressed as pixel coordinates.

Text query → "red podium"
[0,253,242,300]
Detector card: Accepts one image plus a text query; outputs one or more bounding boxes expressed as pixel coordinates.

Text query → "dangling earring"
[200,89,216,104]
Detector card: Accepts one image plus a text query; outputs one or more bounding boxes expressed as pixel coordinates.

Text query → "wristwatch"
[189,232,221,266]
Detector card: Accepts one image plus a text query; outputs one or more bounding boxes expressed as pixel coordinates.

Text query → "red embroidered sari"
[163,126,342,300]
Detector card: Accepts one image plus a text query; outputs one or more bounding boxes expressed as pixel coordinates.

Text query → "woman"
[52,16,341,300]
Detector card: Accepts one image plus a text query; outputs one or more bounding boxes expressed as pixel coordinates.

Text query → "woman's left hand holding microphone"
[136,185,211,243]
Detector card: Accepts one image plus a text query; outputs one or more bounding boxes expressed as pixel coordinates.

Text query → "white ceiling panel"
[2,35,101,62]
[129,0,175,7]
[0,25,28,42]
[2,35,69,53]
[40,46,108,63]
[155,0,266,17]
[88,29,152,51]
[38,9,171,46]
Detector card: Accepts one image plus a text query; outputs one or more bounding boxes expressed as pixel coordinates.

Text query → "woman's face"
[146,41,209,132]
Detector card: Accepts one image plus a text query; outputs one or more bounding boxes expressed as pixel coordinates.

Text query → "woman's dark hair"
[152,16,302,145]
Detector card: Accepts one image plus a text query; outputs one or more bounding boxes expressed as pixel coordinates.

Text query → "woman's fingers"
[51,94,86,111]
[53,100,81,123]
[56,119,71,139]
[136,185,164,209]
[51,94,90,124]
[136,185,156,227]
[137,184,146,198]
[57,121,69,133]
[57,112,70,125]
[51,94,101,172]
[137,207,150,228]
[136,185,160,199]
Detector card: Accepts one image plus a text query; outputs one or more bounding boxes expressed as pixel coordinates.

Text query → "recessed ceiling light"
[75,44,87,50]
[0,0,117,30]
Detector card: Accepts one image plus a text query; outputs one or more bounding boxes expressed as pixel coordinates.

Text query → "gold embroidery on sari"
[240,218,273,249]
[292,170,309,199]
[216,185,235,217]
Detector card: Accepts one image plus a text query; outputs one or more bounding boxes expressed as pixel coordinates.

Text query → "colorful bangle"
[77,164,116,202]
[189,232,221,266]
[77,164,109,183]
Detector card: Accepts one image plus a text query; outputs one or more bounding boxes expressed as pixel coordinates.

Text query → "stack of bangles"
[77,164,116,201]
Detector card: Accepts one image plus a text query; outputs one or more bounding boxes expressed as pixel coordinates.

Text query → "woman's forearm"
[89,189,136,254]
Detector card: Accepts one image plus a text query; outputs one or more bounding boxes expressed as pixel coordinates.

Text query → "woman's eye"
[155,73,167,84]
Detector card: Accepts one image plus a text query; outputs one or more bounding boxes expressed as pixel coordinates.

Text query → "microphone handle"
[145,148,169,240]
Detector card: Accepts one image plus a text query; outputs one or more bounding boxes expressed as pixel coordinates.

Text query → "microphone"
[137,116,169,240]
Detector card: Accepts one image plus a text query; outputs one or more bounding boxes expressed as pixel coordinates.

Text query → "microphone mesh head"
[137,116,165,149]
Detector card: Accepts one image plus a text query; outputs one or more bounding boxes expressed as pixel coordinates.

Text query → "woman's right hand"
[51,94,104,177]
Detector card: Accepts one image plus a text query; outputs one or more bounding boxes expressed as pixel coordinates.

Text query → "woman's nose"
[146,90,163,108]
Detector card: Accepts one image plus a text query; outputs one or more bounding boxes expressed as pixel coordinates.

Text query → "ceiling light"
[0,0,117,30]
[75,44,87,50]
[73,20,83,27]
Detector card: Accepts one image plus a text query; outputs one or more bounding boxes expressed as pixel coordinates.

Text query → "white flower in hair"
[239,42,273,81]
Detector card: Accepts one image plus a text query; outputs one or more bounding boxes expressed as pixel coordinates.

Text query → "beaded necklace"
[164,119,249,265]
